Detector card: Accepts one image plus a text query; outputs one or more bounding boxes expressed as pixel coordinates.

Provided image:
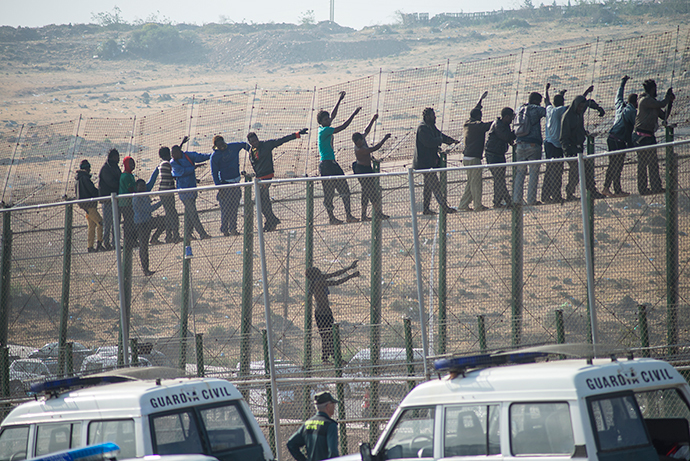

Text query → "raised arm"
[544,82,551,107]
[475,91,488,110]
[324,260,358,279]
[363,114,378,137]
[330,91,346,122]
[326,271,360,286]
[333,107,362,134]
[355,134,391,164]
[584,85,594,98]
[616,76,630,107]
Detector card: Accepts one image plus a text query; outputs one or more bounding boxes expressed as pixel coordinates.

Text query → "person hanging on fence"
[413,107,459,215]
[156,146,182,244]
[352,113,392,221]
[210,135,247,237]
[171,137,212,240]
[512,91,547,206]
[458,91,492,212]
[603,76,637,198]
[305,260,359,364]
[560,89,607,200]
[98,148,121,251]
[247,128,308,232]
[632,79,675,195]
[75,159,105,253]
[542,83,568,203]
[484,107,516,209]
[317,91,361,225]
[286,391,340,461]
[132,179,165,276]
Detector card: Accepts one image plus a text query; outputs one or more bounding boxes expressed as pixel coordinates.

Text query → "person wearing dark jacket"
[287,391,340,461]
[632,79,675,195]
[210,135,247,236]
[512,92,547,206]
[248,128,307,232]
[560,92,606,199]
[603,76,637,198]
[75,160,105,253]
[485,107,516,208]
[132,179,164,276]
[157,146,181,244]
[171,139,212,240]
[98,148,121,251]
[459,92,491,212]
[413,107,459,215]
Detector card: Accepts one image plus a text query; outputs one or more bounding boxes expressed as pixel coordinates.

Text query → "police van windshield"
[588,393,650,452]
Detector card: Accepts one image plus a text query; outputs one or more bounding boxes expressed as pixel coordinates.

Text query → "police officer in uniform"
[287,391,339,461]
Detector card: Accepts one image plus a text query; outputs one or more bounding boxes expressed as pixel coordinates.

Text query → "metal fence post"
[112,193,129,367]
[370,174,383,444]
[555,310,565,345]
[303,180,314,419]
[511,204,523,347]
[404,318,416,393]
[240,179,254,384]
[408,169,429,376]
[195,333,204,377]
[638,304,650,357]
[0,211,11,397]
[58,203,73,378]
[477,315,487,353]
[262,330,275,453]
[437,152,447,355]
[333,323,347,456]
[65,342,73,376]
[179,204,191,371]
[130,338,139,366]
[665,125,678,356]
[579,141,598,348]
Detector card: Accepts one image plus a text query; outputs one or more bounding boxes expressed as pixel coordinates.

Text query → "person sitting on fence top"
[210,135,248,237]
[170,136,212,240]
[157,146,182,244]
[603,75,637,198]
[287,391,340,461]
[317,91,361,225]
[484,107,516,209]
[98,148,121,251]
[542,83,568,204]
[560,89,606,199]
[352,113,392,221]
[305,260,359,364]
[75,159,105,253]
[413,107,459,215]
[247,128,308,232]
[632,78,675,195]
[513,91,547,206]
[132,179,165,277]
[458,91,492,212]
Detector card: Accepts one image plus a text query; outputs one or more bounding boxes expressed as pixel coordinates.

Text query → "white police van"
[0,368,274,461]
[348,345,690,461]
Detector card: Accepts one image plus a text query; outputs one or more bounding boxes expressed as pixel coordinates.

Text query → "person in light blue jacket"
[133,179,164,276]
[170,136,212,240]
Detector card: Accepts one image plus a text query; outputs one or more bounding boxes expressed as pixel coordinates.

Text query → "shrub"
[126,24,202,61]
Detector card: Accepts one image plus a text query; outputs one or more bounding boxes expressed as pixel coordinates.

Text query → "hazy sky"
[2,0,525,30]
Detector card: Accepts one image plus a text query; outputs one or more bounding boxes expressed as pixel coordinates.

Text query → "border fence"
[0,27,690,460]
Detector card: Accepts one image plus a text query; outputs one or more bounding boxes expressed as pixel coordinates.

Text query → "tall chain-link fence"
[1,26,690,459]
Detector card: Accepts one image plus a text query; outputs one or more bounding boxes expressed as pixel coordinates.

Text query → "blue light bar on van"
[29,375,132,394]
[28,442,119,461]
[434,351,550,373]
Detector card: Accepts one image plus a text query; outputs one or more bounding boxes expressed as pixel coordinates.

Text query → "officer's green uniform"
[287,393,339,461]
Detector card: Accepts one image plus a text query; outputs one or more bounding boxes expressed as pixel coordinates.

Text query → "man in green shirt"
[287,392,339,461]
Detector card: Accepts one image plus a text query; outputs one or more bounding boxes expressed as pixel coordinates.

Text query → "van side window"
[88,420,136,459]
[35,423,82,456]
[382,407,435,459]
[444,405,499,457]
[510,402,574,455]
[151,411,203,456]
[0,426,28,461]
[199,403,256,452]
[635,388,690,457]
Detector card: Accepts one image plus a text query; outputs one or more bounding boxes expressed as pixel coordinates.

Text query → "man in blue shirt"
[287,391,340,461]
[318,91,361,225]
[171,137,212,240]
[210,135,248,236]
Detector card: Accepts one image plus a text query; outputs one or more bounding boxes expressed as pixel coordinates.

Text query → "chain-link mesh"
[1,27,690,459]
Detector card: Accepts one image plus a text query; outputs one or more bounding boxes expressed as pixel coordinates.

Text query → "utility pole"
[330,0,334,22]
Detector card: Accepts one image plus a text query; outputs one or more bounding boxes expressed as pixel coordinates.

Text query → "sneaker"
[346,215,359,223]
[422,209,436,215]
[614,191,630,197]
[590,190,606,199]
[474,205,488,212]
[444,207,458,214]
[143,270,156,277]
[103,242,113,251]
[566,194,579,201]
[87,247,97,253]
[639,189,652,196]
[651,188,666,195]
[601,188,614,197]
[458,206,473,212]
[361,215,371,222]
[329,216,343,225]
[199,233,212,240]
[95,241,105,252]
[150,238,163,246]
[263,223,278,232]
[379,213,390,220]
[168,236,183,244]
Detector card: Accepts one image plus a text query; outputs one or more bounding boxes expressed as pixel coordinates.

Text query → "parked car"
[28,342,93,374]
[93,344,170,367]
[236,360,306,420]
[8,359,52,395]
[80,354,151,375]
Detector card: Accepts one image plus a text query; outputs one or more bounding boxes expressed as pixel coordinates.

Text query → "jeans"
[486,152,511,206]
[542,141,564,201]
[102,201,114,247]
[422,172,451,212]
[258,184,279,228]
[160,194,180,242]
[319,160,352,216]
[458,156,483,209]
[182,197,207,238]
[217,186,242,234]
[604,137,627,193]
[512,143,542,205]
[632,133,663,193]
[136,216,165,273]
